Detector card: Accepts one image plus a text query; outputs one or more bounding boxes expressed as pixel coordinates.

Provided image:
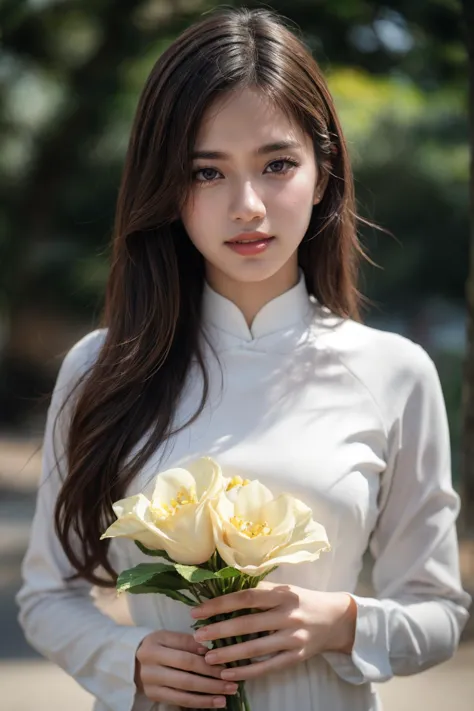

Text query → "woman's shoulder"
[335,317,432,369]
[53,328,108,398]
[60,327,107,374]
[318,315,442,422]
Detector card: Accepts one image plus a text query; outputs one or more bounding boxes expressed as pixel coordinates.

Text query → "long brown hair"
[54,7,370,586]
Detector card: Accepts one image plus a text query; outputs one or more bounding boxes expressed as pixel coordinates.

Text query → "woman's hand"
[135,630,239,708]
[191,582,357,681]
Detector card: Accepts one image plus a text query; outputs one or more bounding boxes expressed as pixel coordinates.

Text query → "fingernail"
[194,630,207,641]
[225,683,238,693]
[206,651,217,663]
[197,646,208,654]
[213,698,226,708]
[221,669,236,680]
[191,608,204,618]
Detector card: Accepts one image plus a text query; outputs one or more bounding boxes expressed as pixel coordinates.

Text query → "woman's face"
[180,87,324,292]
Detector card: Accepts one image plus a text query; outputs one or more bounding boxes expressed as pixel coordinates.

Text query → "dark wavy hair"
[54,7,371,586]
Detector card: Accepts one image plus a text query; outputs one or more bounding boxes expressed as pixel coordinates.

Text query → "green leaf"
[216,567,241,579]
[125,586,196,606]
[174,564,219,583]
[135,541,172,559]
[174,564,242,583]
[117,563,189,594]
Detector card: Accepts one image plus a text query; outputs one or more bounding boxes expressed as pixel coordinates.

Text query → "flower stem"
[221,682,250,711]
[240,681,251,711]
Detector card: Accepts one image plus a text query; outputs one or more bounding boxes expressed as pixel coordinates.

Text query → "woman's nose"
[229,180,266,222]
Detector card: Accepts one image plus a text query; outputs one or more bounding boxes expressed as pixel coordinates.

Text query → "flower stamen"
[230,515,272,538]
[226,476,251,491]
[151,487,198,519]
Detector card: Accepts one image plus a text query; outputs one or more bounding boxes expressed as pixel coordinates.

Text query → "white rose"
[210,479,330,576]
[101,456,223,564]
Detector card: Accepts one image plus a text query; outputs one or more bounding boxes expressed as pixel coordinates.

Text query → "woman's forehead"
[193,87,310,155]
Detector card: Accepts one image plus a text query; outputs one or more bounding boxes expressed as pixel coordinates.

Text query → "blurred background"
[0,1,473,709]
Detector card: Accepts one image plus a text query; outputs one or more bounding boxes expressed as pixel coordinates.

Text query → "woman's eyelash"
[268,156,300,170]
[191,156,300,183]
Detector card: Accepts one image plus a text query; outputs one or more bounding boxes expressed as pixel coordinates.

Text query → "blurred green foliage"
[0,0,469,439]
[0,0,467,313]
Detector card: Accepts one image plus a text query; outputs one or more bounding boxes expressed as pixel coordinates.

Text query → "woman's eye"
[192,158,299,185]
[265,159,299,174]
[193,167,221,183]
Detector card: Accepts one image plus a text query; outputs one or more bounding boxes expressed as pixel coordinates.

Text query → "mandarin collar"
[201,272,314,343]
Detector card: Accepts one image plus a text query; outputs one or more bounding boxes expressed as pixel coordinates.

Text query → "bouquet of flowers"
[101,457,330,711]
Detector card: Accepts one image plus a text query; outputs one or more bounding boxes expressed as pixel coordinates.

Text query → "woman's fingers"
[151,646,226,679]
[151,666,238,696]
[137,630,237,707]
[145,685,230,709]
[192,585,286,620]
[154,629,207,654]
[205,631,286,665]
[220,649,302,681]
[196,610,282,642]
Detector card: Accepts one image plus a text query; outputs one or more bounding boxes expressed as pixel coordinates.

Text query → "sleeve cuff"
[322,594,393,685]
[94,625,155,711]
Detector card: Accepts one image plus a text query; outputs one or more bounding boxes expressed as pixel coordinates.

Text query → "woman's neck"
[204,259,300,327]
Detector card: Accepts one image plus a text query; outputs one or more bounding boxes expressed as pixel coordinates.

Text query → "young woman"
[17,7,470,711]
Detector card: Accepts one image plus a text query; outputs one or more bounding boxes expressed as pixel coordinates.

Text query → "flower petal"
[210,492,290,572]
[112,493,149,520]
[151,468,196,504]
[265,540,330,568]
[143,459,223,564]
[260,495,295,536]
[225,525,273,567]
[186,456,223,500]
[264,496,331,565]
[101,494,167,549]
[234,480,273,521]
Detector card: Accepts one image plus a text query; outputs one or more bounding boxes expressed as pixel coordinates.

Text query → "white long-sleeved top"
[17,274,471,711]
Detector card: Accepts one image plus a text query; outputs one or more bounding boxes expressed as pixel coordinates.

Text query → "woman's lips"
[225,235,275,256]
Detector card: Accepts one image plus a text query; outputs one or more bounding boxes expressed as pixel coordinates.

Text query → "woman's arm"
[323,346,471,684]
[16,332,154,711]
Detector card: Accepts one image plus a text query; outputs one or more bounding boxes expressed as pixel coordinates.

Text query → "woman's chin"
[204,253,298,286]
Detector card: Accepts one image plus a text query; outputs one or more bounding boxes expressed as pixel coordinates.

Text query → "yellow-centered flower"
[101,457,224,564]
[210,479,330,576]
[151,487,198,519]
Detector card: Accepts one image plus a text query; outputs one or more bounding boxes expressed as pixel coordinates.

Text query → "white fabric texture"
[17,273,471,711]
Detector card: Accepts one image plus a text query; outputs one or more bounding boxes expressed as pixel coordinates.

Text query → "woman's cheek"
[181,197,212,248]
[286,172,317,204]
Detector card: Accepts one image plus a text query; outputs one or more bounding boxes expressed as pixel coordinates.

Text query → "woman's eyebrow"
[191,140,302,160]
